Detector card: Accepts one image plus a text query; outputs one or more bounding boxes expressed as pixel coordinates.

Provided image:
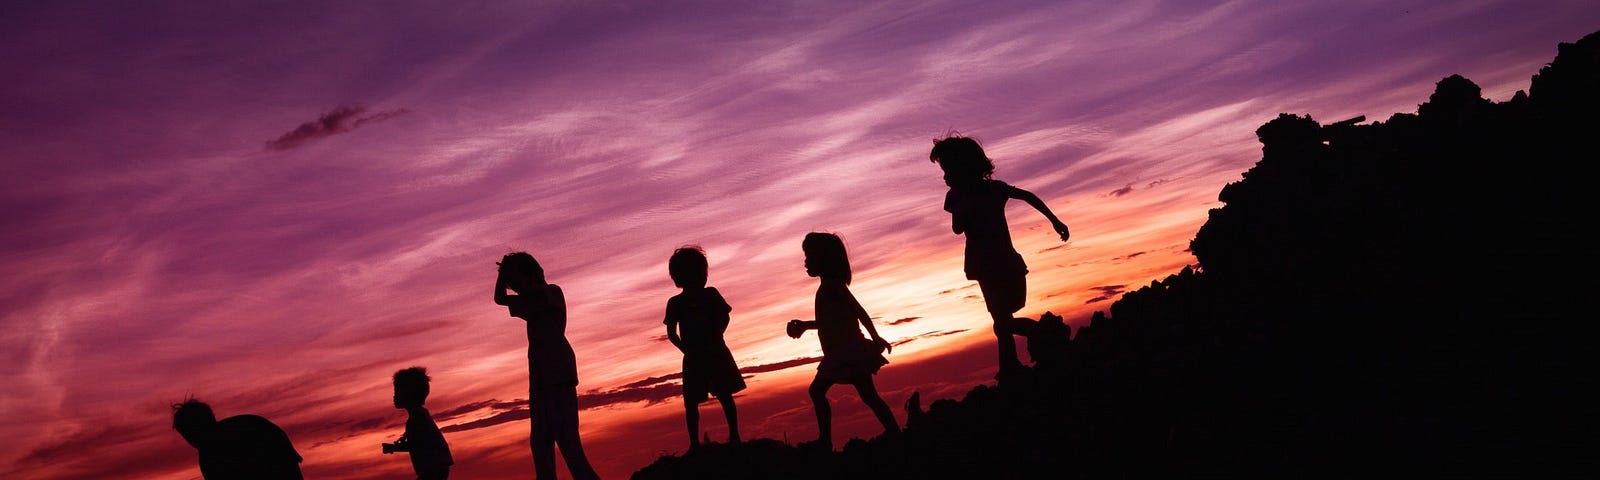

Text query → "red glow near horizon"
[3,1,1596,479]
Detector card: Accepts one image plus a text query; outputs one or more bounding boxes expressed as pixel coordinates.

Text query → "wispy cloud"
[1084,285,1128,304]
[264,105,410,151]
[4,1,1598,478]
[891,329,970,347]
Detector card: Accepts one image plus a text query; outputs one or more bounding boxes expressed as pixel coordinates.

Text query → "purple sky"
[4,1,1596,478]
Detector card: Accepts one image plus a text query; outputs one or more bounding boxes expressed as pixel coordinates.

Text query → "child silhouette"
[495,252,600,480]
[663,245,746,450]
[929,134,1070,380]
[171,398,303,479]
[384,366,453,480]
[785,232,901,451]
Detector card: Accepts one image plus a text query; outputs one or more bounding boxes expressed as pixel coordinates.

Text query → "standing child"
[785,232,901,451]
[663,245,746,450]
[495,252,601,480]
[929,134,1071,380]
[383,367,453,480]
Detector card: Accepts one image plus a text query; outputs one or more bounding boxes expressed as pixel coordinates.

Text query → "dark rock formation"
[631,29,1598,480]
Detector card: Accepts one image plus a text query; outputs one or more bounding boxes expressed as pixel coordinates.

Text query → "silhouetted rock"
[631,29,1597,480]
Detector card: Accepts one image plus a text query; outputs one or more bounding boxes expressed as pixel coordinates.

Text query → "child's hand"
[786,320,804,339]
[874,336,892,354]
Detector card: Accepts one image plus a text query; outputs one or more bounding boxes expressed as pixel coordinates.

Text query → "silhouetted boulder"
[631,29,1597,480]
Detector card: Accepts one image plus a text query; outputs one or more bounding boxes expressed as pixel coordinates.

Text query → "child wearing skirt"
[786,232,901,451]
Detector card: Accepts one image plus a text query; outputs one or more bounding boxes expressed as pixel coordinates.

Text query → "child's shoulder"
[677,285,721,294]
[948,178,1011,193]
[668,287,710,302]
[676,286,726,302]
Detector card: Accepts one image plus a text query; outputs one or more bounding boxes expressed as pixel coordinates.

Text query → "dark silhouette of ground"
[630,29,1597,480]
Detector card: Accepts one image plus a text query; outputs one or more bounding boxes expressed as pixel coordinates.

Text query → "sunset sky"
[3,1,1596,478]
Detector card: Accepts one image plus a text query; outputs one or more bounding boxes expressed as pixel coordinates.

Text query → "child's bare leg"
[990,309,1025,370]
[851,377,901,435]
[548,387,599,480]
[808,377,833,449]
[684,399,700,448]
[556,415,599,480]
[717,395,740,443]
[980,276,1029,372]
[529,395,557,480]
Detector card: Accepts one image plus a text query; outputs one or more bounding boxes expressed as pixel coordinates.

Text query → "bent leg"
[851,377,901,435]
[979,275,1029,371]
[990,310,1024,370]
[808,376,834,449]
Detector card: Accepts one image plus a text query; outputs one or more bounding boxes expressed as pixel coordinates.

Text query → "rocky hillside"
[631,29,1598,480]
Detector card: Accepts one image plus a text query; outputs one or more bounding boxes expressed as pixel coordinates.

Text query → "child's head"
[171,397,217,448]
[497,251,545,293]
[802,232,851,285]
[393,366,430,409]
[929,135,995,186]
[668,245,708,289]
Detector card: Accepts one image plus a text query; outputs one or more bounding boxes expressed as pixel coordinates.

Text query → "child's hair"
[171,397,215,431]
[802,232,852,285]
[497,251,545,284]
[394,366,431,402]
[668,245,708,289]
[929,135,995,181]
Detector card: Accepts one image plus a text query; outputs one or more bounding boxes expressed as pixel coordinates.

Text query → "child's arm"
[786,319,817,339]
[493,270,513,306]
[845,289,892,354]
[708,287,732,334]
[1006,185,1071,242]
[664,310,685,353]
[546,285,566,321]
[385,433,411,454]
[945,192,966,235]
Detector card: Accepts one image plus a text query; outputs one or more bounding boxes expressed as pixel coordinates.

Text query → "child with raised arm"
[785,232,901,452]
[494,252,600,480]
[929,134,1071,380]
[663,245,746,450]
[383,367,453,480]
